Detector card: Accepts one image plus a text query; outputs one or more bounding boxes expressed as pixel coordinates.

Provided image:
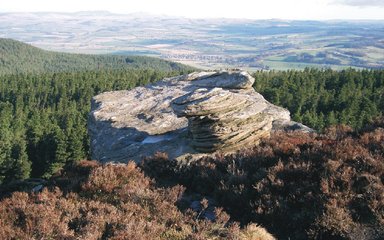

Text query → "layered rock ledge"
[172,87,273,152]
[88,70,309,163]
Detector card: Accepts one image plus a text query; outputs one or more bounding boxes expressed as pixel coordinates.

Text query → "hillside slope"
[0,38,194,75]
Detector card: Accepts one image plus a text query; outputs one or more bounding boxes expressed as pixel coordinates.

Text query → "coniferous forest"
[253,68,384,130]
[0,39,383,239]
[0,39,195,184]
[0,69,196,184]
[0,38,188,75]
[0,41,383,185]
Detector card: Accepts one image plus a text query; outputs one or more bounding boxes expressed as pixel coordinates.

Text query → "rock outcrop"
[172,87,273,152]
[88,70,308,163]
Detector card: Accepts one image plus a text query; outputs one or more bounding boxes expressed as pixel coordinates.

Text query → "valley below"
[1,11,384,70]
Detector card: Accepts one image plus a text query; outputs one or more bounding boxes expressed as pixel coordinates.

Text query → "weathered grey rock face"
[171,87,273,152]
[183,70,255,89]
[88,70,306,163]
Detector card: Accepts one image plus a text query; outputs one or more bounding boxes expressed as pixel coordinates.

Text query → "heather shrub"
[239,224,276,240]
[5,122,382,240]
[142,122,384,239]
[50,160,101,193]
[82,162,151,197]
[0,189,78,239]
[0,160,274,239]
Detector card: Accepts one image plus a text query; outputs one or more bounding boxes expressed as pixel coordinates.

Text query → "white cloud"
[332,0,384,7]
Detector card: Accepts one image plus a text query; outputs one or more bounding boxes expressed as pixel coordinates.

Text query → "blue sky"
[1,0,383,20]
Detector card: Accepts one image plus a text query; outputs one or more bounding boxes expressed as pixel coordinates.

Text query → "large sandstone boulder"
[171,88,273,152]
[88,70,306,163]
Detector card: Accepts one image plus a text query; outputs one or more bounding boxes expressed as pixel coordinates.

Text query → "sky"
[0,0,383,20]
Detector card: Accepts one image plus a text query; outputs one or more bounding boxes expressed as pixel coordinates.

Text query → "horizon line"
[1,10,384,21]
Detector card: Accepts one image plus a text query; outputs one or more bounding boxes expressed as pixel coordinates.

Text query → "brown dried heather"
[142,121,384,239]
[0,160,275,239]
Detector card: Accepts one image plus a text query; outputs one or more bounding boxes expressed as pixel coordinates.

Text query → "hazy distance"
[1,0,384,20]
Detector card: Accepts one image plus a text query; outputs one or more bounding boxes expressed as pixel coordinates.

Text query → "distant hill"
[1,12,384,70]
[0,38,194,75]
